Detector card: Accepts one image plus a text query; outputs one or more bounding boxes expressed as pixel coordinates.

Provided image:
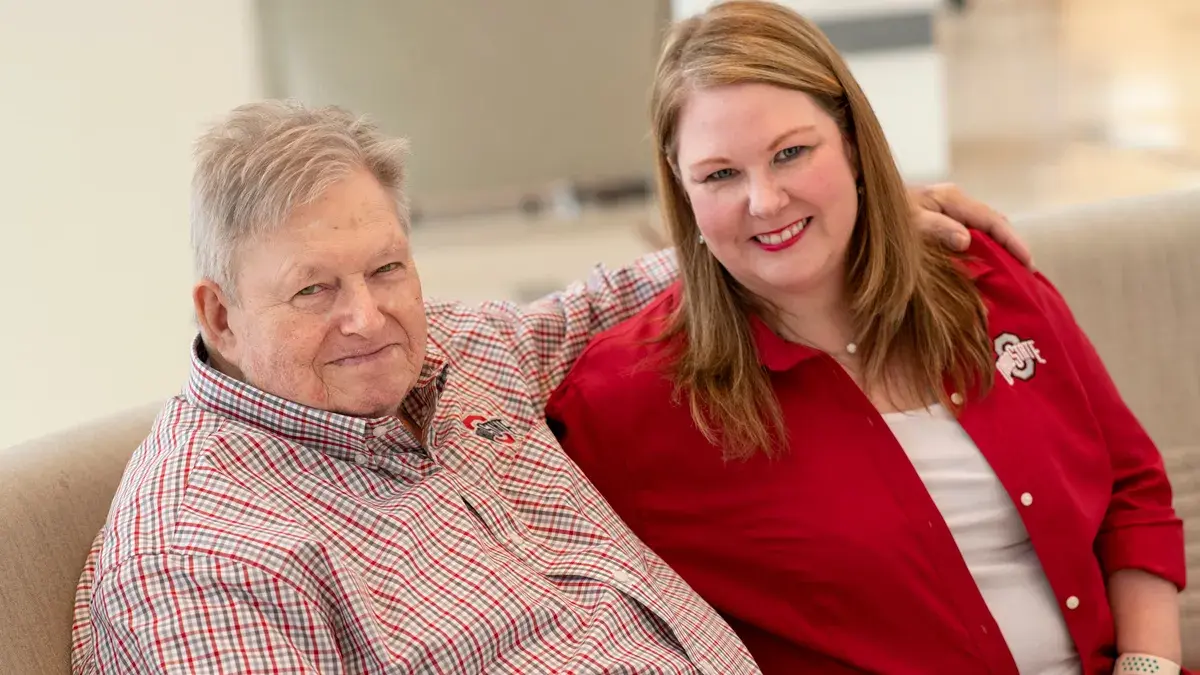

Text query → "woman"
[545,2,1187,674]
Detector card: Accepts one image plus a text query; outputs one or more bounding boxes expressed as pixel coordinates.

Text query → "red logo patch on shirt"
[993,332,1046,385]
[463,415,516,444]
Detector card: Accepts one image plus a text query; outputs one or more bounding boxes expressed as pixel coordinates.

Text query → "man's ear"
[194,280,238,361]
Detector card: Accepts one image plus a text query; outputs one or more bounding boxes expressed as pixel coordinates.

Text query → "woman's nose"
[747,175,788,219]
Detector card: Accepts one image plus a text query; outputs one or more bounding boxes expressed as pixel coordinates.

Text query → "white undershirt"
[882,404,1080,675]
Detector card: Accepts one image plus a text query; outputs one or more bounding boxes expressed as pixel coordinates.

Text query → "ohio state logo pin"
[993,332,1046,386]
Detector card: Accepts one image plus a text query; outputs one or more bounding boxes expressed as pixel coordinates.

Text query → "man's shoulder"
[99,397,306,571]
[421,297,511,356]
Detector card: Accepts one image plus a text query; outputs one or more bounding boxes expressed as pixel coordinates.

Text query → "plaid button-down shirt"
[71,250,760,674]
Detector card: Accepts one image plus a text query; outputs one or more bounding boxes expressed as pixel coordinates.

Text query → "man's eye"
[296,285,322,297]
[705,168,737,182]
[375,262,402,274]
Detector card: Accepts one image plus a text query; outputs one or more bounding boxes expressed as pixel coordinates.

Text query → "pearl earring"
[698,233,706,244]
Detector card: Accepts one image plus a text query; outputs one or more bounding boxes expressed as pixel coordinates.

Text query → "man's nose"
[337,280,387,337]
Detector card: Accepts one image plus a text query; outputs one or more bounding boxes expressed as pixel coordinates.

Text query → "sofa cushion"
[0,403,158,675]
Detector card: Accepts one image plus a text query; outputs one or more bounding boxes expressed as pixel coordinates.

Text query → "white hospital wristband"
[1114,653,1182,675]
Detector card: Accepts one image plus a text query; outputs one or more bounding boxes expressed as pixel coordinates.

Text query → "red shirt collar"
[749,314,822,373]
[959,249,993,281]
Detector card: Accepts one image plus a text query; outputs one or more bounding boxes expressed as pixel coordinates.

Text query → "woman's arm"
[1109,568,1183,667]
[1022,269,1187,671]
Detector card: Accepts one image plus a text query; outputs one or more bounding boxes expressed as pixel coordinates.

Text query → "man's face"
[202,169,428,418]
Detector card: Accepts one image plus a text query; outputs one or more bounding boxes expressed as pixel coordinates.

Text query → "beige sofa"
[2,189,1198,673]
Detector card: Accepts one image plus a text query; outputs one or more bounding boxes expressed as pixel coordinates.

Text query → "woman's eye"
[775,145,808,162]
[375,262,402,274]
[296,285,322,297]
[705,168,737,182]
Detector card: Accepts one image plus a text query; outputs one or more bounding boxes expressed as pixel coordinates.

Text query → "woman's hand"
[909,183,1035,269]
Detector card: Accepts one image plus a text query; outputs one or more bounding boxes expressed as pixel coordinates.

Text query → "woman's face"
[674,82,860,304]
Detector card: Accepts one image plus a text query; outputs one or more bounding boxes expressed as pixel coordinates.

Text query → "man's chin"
[327,386,412,419]
[330,398,405,420]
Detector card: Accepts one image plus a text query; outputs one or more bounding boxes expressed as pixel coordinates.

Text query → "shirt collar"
[185,335,449,457]
[959,249,993,281]
[749,313,823,373]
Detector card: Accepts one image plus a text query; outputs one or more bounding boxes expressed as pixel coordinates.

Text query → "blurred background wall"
[0,0,262,449]
[256,0,670,213]
[1,0,1198,448]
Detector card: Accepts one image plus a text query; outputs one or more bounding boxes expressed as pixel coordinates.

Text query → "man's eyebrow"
[382,239,409,258]
[282,262,322,284]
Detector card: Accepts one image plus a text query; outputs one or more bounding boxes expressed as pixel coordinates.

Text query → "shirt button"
[1065,596,1080,610]
[352,452,370,466]
[371,426,388,438]
[1020,492,1034,506]
[612,570,633,585]
[950,392,964,406]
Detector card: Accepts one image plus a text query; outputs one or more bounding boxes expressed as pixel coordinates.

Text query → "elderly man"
[71,100,1026,673]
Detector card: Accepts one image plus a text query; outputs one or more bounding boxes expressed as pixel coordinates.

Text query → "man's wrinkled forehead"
[233,216,411,292]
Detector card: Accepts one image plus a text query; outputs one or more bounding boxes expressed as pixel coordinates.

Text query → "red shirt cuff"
[1096,521,1188,590]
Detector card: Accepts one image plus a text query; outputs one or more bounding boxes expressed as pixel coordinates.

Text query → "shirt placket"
[959,394,1096,660]
[448,445,706,670]
[816,355,1021,674]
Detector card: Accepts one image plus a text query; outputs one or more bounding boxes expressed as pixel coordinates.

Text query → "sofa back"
[0,402,160,674]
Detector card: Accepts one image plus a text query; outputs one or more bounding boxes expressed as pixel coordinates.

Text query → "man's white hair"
[190,99,411,299]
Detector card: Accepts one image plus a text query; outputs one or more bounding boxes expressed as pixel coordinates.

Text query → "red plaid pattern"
[72,249,759,674]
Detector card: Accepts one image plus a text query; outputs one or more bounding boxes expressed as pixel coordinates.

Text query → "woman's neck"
[761,280,856,356]
[761,280,939,414]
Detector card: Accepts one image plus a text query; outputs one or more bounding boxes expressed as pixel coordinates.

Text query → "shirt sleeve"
[81,553,339,674]
[1031,271,1187,590]
[480,247,677,410]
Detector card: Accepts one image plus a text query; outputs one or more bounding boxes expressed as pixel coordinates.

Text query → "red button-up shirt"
[546,235,1188,674]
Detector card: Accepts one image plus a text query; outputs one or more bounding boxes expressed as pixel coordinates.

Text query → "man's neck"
[399,407,426,442]
[204,343,247,382]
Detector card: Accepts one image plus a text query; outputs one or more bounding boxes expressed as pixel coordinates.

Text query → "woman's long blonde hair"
[653,0,993,460]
